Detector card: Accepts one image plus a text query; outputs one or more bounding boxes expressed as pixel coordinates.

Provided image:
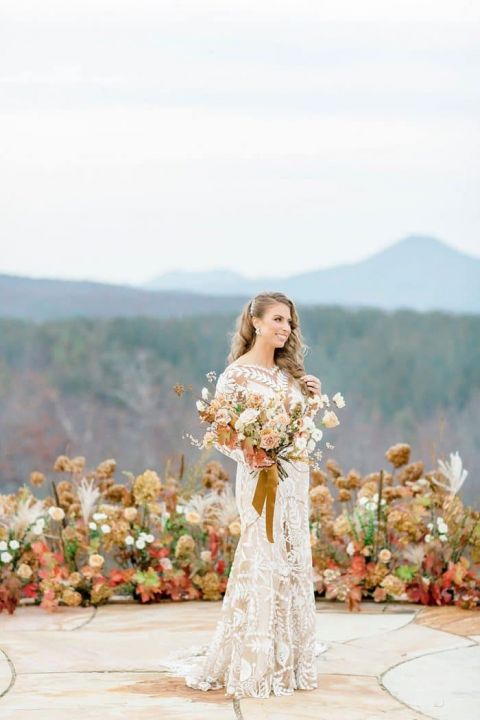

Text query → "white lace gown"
[166,362,324,699]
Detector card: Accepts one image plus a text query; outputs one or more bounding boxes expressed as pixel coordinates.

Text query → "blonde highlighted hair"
[227,291,310,395]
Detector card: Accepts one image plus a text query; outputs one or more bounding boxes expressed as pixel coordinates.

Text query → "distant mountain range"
[144,235,480,314]
[0,274,246,322]
[0,235,478,321]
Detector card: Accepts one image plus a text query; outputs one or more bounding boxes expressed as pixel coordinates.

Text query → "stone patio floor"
[1,598,479,719]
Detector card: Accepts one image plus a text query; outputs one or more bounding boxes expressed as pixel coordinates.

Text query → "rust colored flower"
[326,458,343,479]
[29,471,45,487]
[398,461,424,485]
[95,459,117,480]
[310,468,327,487]
[385,443,411,468]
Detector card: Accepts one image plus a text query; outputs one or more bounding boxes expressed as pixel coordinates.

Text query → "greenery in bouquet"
[191,370,345,478]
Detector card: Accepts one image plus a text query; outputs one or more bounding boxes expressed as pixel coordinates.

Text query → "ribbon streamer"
[251,463,279,543]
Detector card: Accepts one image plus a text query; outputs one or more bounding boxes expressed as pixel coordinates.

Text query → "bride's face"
[256,302,292,347]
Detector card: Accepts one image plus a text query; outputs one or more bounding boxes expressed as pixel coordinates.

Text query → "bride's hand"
[300,374,321,395]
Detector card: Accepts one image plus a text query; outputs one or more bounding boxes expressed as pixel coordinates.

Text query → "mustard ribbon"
[251,463,279,543]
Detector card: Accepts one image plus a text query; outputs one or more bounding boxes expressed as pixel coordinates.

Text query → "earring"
[256,327,261,335]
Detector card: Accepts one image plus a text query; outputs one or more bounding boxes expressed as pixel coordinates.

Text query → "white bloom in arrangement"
[294,436,308,452]
[201,550,212,563]
[425,533,433,542]
[196,399,207,411]
[435,451,468,496]
[89,521,97,530]
[235,408,260,428]
[160,557,172,570]
[427,522,434,530]
[1,551,13,563]
[320,393,330,407]
[307,439,316,452]
[322,410,339,428]
[125,535,135,545]
[312,427,323,442]
[93,512,107,521]
[100,524,111,534]
[358,496,369,507]
[436,517,448,534]
[145,534,154,543]
[135,539,146,549]
[439,534,448,542]
[201,387,210,400]
[301,416,316,431]
[0,540,8,550]
[346,541,355,556]
[332,392,346,408]
[9,539,20,550]
[48,506,65,522]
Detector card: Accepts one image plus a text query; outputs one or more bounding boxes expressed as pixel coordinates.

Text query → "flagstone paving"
[0,599,478,719]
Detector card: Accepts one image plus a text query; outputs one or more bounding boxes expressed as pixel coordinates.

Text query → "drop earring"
[256,327,261,335]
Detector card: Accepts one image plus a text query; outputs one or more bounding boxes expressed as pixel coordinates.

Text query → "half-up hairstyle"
[227,291,309,395]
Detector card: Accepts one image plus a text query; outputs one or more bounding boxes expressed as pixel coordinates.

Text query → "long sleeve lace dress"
[164,362,326,699]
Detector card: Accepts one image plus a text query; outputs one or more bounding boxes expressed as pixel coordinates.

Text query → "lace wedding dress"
[163,362,327,699]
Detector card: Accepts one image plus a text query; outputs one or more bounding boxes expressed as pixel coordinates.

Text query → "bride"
[173,291,326,699]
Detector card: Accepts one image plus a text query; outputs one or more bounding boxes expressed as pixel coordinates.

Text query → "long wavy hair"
[227,291,310,396]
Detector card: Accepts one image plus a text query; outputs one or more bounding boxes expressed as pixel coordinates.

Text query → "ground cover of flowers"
[1,444,479,614]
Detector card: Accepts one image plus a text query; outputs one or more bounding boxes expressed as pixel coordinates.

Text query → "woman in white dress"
[184,291,324,699]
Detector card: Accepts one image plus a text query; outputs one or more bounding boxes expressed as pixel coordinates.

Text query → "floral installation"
[0,441,478,613]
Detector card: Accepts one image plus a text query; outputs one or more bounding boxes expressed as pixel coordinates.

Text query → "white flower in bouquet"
[135,538,146,549]
[89,521,97,530]
[332,392,346,408]
[294,436,308,452]
[100,524,111,534]
[1,551,13,563]
[125,535,135,545]
[9,539,20,550]
[0,540,7,550]
[322,410,340,428]
[93,512,107,521]
[214,408,230,425]
[201,550,212,562]
[307,439,316,452]
[201,387,210,400]
[235,408,260,429]
[196,399,207,411]
[160,557,172,570]
[311,427,323,442]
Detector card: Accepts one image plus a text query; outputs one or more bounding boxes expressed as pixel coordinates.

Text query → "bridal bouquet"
[195,383,343,479]
[192,379,344,543]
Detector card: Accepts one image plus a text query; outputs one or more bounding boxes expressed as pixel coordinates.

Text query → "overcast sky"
[0,0,478,285]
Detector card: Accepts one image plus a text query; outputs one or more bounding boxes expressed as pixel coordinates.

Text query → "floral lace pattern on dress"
[162,362,327,699]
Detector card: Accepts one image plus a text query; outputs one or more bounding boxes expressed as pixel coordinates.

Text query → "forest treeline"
[0,306,478,503]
